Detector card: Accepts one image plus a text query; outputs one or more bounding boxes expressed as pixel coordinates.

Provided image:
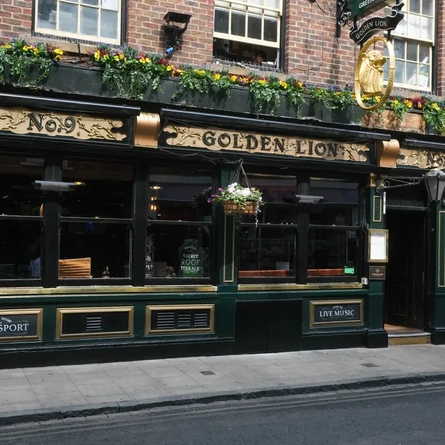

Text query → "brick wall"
[0,0,443,94]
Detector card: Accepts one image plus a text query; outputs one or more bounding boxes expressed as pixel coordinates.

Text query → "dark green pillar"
[365,175,388,348]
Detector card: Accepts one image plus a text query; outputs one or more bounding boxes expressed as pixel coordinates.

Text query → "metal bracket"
[336,0,351,38]
[376,176,422,192]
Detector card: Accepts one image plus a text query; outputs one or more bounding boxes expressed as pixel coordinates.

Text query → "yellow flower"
[230,75,237,82]
[54,48,63,55]
[432,102,440,110]
[119,53,124,59]
[393,99,399,105]
[114,55,120,61]
[213,73,221,80]
[2,43,11,49]
[94,50,101,60]
[55,55,62,61]
[167,65,174,71]
[375,96,381,102]
[139,58,146,64]
[103,54,109,60]
[176,69,184,75]
[297,82,303,88]
[279,80,288,89]
[258,79,267,85]
[33,47,39,54]
[23,45,30,51]
[404,100,413,108]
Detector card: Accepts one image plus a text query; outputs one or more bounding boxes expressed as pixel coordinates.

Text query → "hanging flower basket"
[223,200,259,215]
[210,182,263,217]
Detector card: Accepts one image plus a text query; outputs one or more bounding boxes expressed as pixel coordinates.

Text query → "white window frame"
[214,0,282,49]
[387,0,434,91]
[34,0,122,45]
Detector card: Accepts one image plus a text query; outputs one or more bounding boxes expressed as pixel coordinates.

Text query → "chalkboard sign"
[0,309,43,341]
[310,300,363,326]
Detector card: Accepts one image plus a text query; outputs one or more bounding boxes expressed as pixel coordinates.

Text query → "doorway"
[385,210,426,329]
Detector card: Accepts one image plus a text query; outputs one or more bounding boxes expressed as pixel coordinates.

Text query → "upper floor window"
[213,0,282,70]
[385,0,434,91]
[35,0,122,44]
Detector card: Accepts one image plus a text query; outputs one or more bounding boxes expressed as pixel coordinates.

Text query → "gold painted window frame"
[56,306,134,340]
[146,304,215,335]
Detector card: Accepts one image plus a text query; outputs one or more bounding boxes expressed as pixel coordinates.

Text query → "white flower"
[227,182,238,193]
[240,188,251,197]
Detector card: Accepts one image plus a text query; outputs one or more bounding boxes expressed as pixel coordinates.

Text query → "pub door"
[385,210,426,329]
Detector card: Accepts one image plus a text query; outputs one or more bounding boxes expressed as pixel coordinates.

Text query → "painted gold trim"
[135,112,160,148]
[309,299,364,327]
[145,304,215,335]
[376,139,400,168]
[238,282,363,291]
[223,215,235,283]
[0,285,217,297]
[372,195,383,223]
[56,306,134,340]
[369,174,376,188]
[368,228,389,263]
[0,308,43,342]
[438,211,445,288]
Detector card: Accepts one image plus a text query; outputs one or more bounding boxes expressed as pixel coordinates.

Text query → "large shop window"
[384,0,434,91]
[239,174,298,280]
[146,167,213,281]
[308,179,360,281]
[59,160,133,281]
[213,0,282,69]
[35,0,122,44]
[238,174,361,283]
[0,156,44,282]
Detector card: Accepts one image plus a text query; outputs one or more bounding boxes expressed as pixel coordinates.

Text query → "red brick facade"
[0,0,443,94]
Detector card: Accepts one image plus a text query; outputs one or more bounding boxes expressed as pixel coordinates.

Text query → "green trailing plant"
[0,39,63,85]
[284,78,306,117]
[422,100,445,134]
[329,86,356,110]
[248,75,282,116]
[210,183,263,212]
[386,96,413,121]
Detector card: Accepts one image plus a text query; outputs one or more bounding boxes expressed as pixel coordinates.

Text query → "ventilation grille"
[148,306,214,333]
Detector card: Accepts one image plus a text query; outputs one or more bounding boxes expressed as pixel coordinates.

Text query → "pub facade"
[0,0,445,366]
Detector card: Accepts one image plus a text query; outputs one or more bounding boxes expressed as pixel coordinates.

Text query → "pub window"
[213,0,283,69]
[34,0,123,45]
[384,0,434,91]
[59,160,133,282]
[145,166,213,281]
[0,156,44,283]
[239,174,298,281]
[308,178,360,282]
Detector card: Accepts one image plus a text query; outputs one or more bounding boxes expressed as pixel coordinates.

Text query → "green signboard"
[349,0,390,19]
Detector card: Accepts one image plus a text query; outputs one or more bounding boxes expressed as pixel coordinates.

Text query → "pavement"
[3,344,445,426]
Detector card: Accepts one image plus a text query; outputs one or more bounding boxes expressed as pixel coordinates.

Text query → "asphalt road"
[2,383,445,445]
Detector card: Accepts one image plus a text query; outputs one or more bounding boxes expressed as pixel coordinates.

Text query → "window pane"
[101,0,119,9]
[81,0,98,5]
[231,11,246,36]
[80,6,98,36]
[101,9,118,39]
[406,61,417,85]
[239,226,296,278]
[149,167,213,222]
[60,222,131,278]
[215,8,229,33]
[0,156,44,216]
[0,221,42,280]
[264,17,277,42]
[418,64,430,88]
[59,2,78,33]
[308,228,358,276]
[420,16,432,40]
[146,223,211,278]
[394,39,405,59]
[422,0,433,15]
[61,160,133,218]
[248,14,262,39]
[310,179,359,225]
[407,14,420,38]
[406,41,417,61]
[37,0,57,30]
[395,60,405,83]
[419,42,430,63]
[409,0,420,13]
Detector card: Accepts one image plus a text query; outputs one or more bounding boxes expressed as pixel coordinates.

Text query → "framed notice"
[368,229,389,263]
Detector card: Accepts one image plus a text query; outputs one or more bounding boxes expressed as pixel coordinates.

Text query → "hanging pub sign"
[350,3,404,44]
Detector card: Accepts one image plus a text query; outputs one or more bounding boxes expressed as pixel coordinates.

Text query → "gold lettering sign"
[397,148,444,169]
[0,107,127,141]
[164,125,370,163]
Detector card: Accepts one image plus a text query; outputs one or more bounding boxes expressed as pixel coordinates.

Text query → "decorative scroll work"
[397,148,443,169]
[0,108,127,141]
[164,125,370,163]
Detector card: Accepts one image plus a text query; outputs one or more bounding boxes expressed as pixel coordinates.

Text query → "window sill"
[238,282,363,291]
[0,284,217,296]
